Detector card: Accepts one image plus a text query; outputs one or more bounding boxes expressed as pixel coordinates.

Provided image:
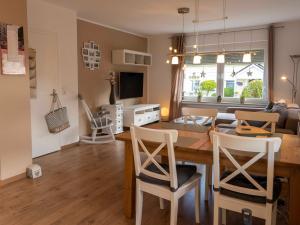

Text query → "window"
[182,50,267,104]
[183,64,217,98]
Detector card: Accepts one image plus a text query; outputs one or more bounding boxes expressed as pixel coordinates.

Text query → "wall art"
[0,23,25,75]
[81,41,101,71]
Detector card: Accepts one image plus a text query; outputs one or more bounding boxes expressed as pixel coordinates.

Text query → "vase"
[217,95,222,103]
[109,84,116,105]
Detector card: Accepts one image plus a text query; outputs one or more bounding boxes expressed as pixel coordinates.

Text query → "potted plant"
[217,95,222,103]
[240,95,245,104]
[196,88,202,102]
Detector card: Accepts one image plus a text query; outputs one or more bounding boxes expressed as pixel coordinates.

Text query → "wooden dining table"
[116,122,300,224]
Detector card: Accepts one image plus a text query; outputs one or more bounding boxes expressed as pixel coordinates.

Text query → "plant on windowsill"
[196,88,202,102]
[240,95,245,104]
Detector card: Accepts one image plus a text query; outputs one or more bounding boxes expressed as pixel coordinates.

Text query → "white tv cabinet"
[123,104,160,127]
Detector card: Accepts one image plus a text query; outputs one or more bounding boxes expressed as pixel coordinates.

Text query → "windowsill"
[181,100,267,108]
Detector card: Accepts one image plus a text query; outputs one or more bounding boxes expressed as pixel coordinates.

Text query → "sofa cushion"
[270,103,288,128]
[284,108,300,133]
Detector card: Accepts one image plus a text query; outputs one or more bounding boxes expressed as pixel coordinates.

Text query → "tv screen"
[119,72,144,99]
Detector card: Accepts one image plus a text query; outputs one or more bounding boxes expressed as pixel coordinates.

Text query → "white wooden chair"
[182,107,218,128]
[211,131,282,225]
[130,126,201,225]
[79,95,115,144]
[235,111,279,134]
[181,107,218,201]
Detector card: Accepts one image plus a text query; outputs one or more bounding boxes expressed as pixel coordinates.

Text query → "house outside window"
[182,49,267,104]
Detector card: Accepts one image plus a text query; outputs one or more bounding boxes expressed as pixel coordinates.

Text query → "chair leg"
[92,129,97,142]
[213,194,219,225]
[109,125,115,140]
[221,209,226,225]
[170,196,178,225]
[195,181,201,224]
[204,164,211,201]
[136,184,143,225]
[271,202,278,225]
[159,198,165,210]
[265,203,273,225]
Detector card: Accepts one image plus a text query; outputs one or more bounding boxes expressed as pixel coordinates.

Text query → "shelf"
[112,49,152,66]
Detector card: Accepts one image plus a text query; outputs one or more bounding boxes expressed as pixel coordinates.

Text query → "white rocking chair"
[79,95,115,144]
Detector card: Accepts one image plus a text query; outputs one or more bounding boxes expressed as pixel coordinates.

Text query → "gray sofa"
[216,106,300,134]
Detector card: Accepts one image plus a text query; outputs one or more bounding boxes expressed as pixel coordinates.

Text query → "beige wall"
[77,19,148,135]
[0,0,32,180]
[28,0,79,158]
[148,35,172,117]
[274,20,300,105]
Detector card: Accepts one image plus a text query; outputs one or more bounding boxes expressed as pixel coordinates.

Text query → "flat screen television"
[119,72,144,99]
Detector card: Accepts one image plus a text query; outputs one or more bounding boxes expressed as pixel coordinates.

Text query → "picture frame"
[82,48,88,56]
[0,23,25,75]
[82,41,101,71]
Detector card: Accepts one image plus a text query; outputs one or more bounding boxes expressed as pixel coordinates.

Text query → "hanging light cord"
[222,0,227,52]
[194,0,200,52]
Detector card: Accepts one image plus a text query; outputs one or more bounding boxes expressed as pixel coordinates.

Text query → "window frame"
[182,48,269,105]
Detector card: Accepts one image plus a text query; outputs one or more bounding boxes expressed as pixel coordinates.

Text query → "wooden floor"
[0,141,287,225]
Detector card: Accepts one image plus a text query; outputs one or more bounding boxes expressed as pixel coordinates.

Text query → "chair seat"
[138,163,200,191]
[219,171,282,204]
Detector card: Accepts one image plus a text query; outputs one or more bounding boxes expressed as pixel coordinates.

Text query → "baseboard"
[61,141,79,150]
[0,172,26,187]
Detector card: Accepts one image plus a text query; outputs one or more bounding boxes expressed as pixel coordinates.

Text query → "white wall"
[148,35,172,117]
[274,20,300,104]
[27,0,79,158]
[148,20,300,112]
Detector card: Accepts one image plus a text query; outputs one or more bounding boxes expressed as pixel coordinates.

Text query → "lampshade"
[217,54,225,64]
[171,56,179,65]
[243,53,252,63]
[193,55,201,64]
[281,76,287,80]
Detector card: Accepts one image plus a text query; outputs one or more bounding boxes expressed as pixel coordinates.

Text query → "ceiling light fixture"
[217,0,227,64]
[171,56,179,65]
[217,54,225,64]
[166,7,189,65]
[243,53,252,63]
[192,0,201,64]
[243,30,252,63]
[193,55,202,64]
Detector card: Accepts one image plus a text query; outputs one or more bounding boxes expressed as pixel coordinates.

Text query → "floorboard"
[0,141,286,225]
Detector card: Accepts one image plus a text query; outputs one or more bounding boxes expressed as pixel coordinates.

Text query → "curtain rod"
[170,25,284,38]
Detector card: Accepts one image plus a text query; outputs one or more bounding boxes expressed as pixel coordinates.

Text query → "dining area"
[116,107,300,225]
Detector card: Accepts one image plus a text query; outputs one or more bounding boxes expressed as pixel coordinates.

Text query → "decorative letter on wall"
[29,48,37,98]
[0,23,25,75]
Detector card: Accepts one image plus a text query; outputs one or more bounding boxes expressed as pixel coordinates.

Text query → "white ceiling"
[43,0,300,36]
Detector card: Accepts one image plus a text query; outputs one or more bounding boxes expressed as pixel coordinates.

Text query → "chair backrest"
[235,110,279,133]
[182,107,218,128]
[212,131,281,202]
[78,95,98,128]
[130,126,179,189]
